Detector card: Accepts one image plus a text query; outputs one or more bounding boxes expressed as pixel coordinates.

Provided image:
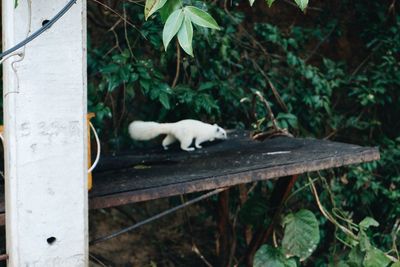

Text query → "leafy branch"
[143,0,310,55]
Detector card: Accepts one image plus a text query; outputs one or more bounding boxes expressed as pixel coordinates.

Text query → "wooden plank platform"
[0,131,380,225]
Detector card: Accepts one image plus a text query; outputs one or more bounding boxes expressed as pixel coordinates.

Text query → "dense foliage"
[85,0,400,265]
[0,0,396,266]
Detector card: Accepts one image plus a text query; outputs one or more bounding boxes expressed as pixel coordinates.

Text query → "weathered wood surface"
[0,131,380,224]
[88,132,379,209]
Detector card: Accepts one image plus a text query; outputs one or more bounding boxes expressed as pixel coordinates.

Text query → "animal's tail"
[128,121,171,141]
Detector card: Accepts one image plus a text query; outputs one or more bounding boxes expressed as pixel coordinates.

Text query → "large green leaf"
[293,0,308,12]
[359,217,379,230]
[177,16,193,56]
[162,9,184,51]
[363,248,391,267]
[254,245,297,267]
[184,6,220,30]
[266,0,276,7]
[282,209,320,260]
[144,0,167,20]
[159,0,182,23]
[392,262,400,267]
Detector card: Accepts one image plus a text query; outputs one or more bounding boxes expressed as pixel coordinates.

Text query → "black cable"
[0,0,77,60]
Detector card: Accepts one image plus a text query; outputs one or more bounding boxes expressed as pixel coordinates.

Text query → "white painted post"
[2,0,88,266]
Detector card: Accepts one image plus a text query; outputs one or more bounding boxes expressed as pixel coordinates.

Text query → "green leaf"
[14,0,18,8]
[392,262,400,267]
[293,0,308,11]
[144,0,168,20]
[159,0,182,23]
[359,231,372,252]
[359,217,379,229]
[266,0,276,7]
[177,16,193,56]
[159,93,171,109]
[239,195,269,228]
[363,248,391,267]
[184,6,220,30]
[348,246,364,267]
[131,73,139,82]
[140,79,151,93]
[100,64,119,74]
[254,245,297,267]
[249,0,256,7]
[282,209,320,260]
[107,76,120,92]
[199,82,216,91]
[162,9,184,51]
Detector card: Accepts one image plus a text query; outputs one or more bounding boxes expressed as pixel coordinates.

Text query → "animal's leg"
[162,134,177,150]
[195,138,204,149]
[180,136,195,151]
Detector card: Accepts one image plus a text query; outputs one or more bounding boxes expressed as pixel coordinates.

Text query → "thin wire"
[88,121,101,173]
[89,188,228,245]
[4,0,32,97]
[0,52,22,65]
[0,0,77,61]
[0,122,101,173]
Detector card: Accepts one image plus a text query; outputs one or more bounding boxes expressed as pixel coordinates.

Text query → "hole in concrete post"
[46,237,56,245]
[42,19,50,26]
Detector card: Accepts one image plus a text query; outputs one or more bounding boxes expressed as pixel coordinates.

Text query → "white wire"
[0,122,100,173]
[88,121,101,173]
[0,52,23,65]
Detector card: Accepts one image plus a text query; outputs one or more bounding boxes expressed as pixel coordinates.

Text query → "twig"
[126,0,145,7]
[252,59,288,112]
[251,91,293,139]
[90,0,146,39]
[228,193,243,267]
[305,24,337,62]
[223,0,270,61]
[123,5,135,58]
[349,42,383,79]
[89,253,109,267]
[247,182,258,195]
[307,175,358,240]
[104,25,123,57]
[388,0,397,15]
[192,244,213,267]
[284,177,319,205]
[172,40,181,88]
[391,219,400,258]
[272,229,278,248]
[90,188,228,245]
[254,91,278,131]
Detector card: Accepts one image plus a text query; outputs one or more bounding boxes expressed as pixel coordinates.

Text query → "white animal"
[128,119,227,151]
